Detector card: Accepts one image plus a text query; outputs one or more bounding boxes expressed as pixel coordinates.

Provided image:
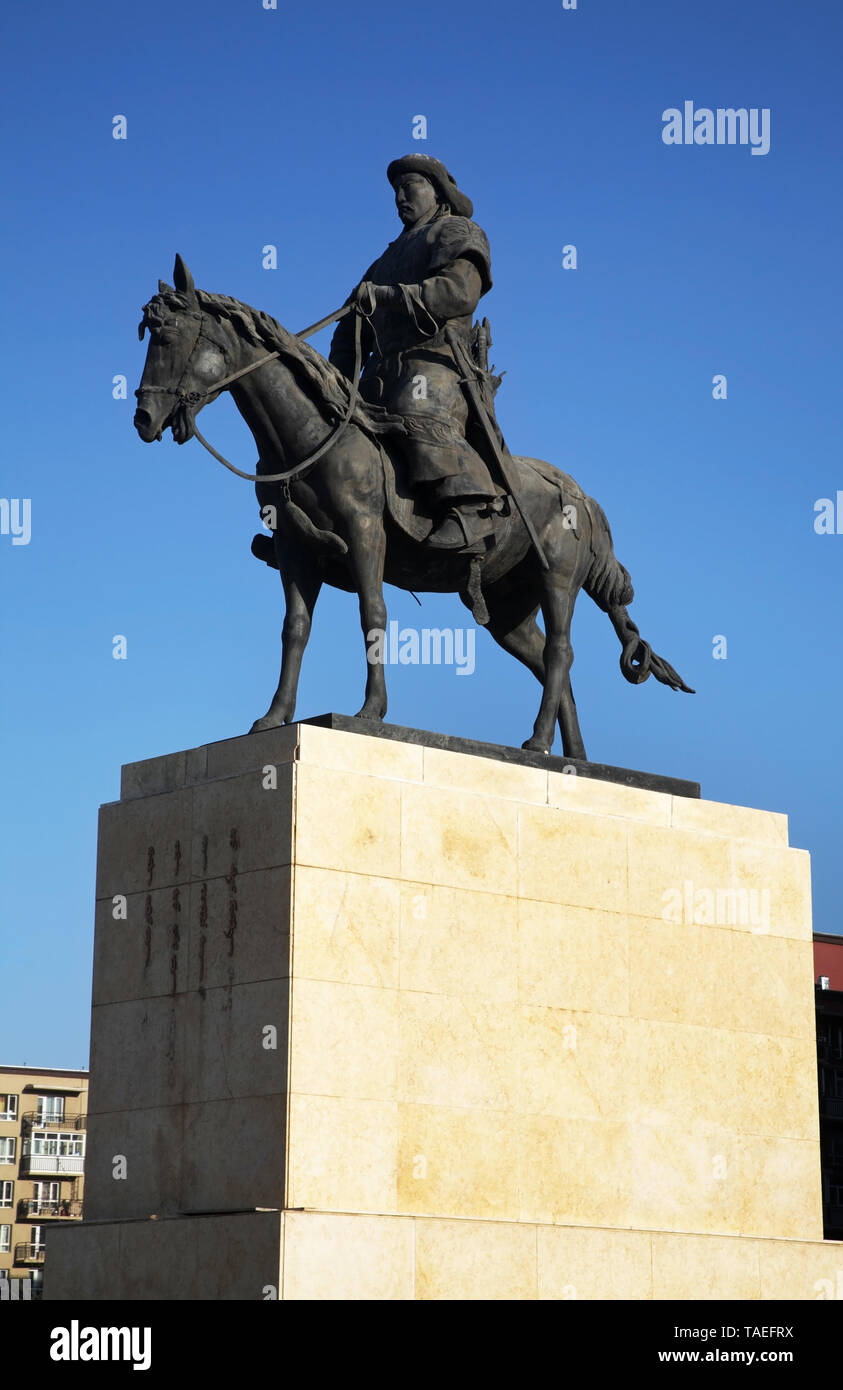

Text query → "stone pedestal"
[45,721,839,1299]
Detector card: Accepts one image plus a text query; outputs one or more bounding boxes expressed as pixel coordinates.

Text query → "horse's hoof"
[354,707,386,722]
[522,737,551,755]
[249,718,273,734]
[249,712,289,734]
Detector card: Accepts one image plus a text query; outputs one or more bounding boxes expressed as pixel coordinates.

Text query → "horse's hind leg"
[522,575,581,758]
[484,582,587,760]
[557,674,585,761]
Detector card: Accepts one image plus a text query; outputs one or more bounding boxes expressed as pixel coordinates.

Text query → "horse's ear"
[158,279,174,294]
[173,254,195,297]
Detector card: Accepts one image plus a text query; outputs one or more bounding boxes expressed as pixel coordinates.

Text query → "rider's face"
[395,173,438,226]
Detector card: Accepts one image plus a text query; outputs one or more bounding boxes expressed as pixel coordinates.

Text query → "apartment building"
[0,1065,88,1297]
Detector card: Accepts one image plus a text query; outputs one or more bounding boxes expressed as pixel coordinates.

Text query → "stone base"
[44,721,830,1300]
[46,1210,843,1301]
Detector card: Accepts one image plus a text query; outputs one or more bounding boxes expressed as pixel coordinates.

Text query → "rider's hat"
[386,155,474,219]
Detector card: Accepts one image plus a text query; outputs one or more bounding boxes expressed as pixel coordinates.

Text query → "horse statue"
[134,255,692,758]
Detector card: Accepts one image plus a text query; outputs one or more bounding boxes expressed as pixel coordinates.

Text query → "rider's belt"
[371,326,471,367]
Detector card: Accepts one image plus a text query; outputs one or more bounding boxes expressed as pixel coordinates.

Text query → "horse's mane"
[196,289,352,416]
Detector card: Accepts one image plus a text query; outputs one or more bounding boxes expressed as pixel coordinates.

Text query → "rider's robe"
[329,211,500,500]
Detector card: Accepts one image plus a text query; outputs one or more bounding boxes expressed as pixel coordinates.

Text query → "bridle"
[136,292,370,486]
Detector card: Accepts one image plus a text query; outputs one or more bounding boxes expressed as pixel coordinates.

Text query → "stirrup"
[427,503,496,553]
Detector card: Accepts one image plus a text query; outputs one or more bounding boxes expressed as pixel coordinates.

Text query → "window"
[36,1096,64,1125]
[0,1095,17,1122]
[0,1139,16,1164]
[30,1225,44,1253]
[0,1182,12,1208]
[30,1132,84,1158]
[31,1182,58,1213]
[0,1226,10,1254]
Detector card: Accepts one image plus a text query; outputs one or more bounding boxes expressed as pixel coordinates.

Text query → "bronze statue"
[134,157,693,758]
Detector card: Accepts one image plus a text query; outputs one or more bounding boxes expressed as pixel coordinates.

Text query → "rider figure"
[329,155,502,552]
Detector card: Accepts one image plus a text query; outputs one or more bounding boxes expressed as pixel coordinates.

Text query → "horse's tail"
[583,498,694,694]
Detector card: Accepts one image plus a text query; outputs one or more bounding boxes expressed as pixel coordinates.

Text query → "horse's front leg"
[250,551,322,732]
[346,517,388,720]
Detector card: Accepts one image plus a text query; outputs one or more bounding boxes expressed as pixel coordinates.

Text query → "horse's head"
[134,254,228,445]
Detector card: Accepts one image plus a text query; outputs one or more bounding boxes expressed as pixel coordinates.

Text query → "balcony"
[14,1243,45,1265]
[20,1148,84,1178]
[17,1199,82,1221]
[21,1112,86,1134]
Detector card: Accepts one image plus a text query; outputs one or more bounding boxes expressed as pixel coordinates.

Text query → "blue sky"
[1,0,841,1065]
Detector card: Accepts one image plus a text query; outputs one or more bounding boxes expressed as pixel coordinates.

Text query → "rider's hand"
[354,281,395,310]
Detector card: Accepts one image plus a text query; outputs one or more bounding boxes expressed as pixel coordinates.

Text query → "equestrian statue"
[134,154,693,757]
